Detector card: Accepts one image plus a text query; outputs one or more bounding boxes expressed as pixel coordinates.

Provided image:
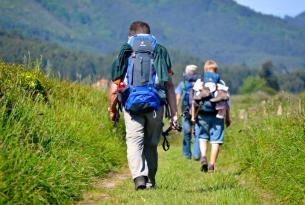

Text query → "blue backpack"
[195,72,220,113]
[124,34,161,114]
[181,74,199,111]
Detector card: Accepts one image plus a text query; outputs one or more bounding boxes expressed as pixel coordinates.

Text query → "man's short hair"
[185,64,198,75]
[204,60,218,72]
[128,21,151,36]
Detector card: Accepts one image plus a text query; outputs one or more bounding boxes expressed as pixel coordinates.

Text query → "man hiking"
[108,21,178,190]
[175,65,201,160]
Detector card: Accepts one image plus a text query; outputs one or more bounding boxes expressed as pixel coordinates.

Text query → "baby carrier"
[194,72,220,113]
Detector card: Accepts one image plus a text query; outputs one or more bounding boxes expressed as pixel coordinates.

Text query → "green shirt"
[111,43,172,83]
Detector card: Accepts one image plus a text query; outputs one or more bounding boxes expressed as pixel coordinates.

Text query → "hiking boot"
[146,178,156,189]
[134,176,147,190]
[194,87,210,100]
[183,154,191,160]
[200,156,208,172]
[193,156,200,161]
[210,90,229,102]
[208,164,215,173]
[146,182,156,189]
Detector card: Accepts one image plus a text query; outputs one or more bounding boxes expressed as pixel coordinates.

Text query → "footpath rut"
[76,169,130,205]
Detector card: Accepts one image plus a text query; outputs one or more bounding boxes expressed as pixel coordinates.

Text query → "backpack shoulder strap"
[182,80,187,91]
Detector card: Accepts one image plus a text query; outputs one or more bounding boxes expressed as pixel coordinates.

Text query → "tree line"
[1,29,304,94]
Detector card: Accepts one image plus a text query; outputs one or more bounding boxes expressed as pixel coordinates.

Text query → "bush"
[239,75,267,94]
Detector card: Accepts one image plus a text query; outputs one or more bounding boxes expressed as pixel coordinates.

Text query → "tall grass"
[96,92,305,204]
[0,62,126,204]
[227,93,305,204]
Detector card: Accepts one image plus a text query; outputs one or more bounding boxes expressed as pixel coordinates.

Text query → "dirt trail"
[76,169,130,205]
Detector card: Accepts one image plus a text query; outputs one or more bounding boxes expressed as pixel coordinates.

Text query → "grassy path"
[76,94,305,205]
[77,132,269,205]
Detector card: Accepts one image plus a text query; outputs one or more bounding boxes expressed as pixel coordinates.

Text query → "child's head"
[128,21,151,37]
[203,60,218,73]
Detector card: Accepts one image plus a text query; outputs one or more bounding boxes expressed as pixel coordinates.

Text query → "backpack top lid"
[203,71,220,84]
[127,34,157,50]
[126,34,158,87]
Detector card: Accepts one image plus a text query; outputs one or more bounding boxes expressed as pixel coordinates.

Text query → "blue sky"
[234,0,305,17]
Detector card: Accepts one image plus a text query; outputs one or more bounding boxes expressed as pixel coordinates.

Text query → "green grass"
[229,114,305,204]
[1,62,304,204]
[227,93,305,205]
[81,92,305,205]
[91,145,261,205]
[0,62,126,204]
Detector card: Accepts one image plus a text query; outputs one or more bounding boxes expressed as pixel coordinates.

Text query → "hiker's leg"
[199,139,208,157]
[182,116,192,159]
[209,117,224,168]
[143,107,164,185]
[210,143,220,165]
[192,124,201,160]
[195,115,210,158]
[195,115,212,171]
[123,110,148,179]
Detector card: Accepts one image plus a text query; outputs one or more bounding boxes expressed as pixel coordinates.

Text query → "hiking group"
[108,21,231,190]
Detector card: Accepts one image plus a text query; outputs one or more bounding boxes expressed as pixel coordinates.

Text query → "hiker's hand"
[170,115,179,130]
[108,107,118,122]
[191,117,196,124]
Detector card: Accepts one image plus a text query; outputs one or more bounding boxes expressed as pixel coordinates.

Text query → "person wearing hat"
[175,65,201,160]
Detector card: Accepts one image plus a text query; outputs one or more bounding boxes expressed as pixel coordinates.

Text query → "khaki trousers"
[123,107,164,182]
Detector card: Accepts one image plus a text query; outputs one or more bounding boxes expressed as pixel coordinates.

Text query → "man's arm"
[176,94,181,111]
[191,100,196,123]
[165,80,178,128]
[108,81,118,121]
[175,82,183,112]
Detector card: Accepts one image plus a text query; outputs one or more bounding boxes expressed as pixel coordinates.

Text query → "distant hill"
[0,29,113,81]
[0,28,203,84]
[1,0,305,69]
[285,12,305,28]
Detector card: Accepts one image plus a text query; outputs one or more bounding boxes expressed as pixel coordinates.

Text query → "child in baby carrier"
[192,61,230,119]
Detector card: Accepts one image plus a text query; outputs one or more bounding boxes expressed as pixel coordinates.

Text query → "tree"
[258,61,280,91]
[239,75,266,94]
